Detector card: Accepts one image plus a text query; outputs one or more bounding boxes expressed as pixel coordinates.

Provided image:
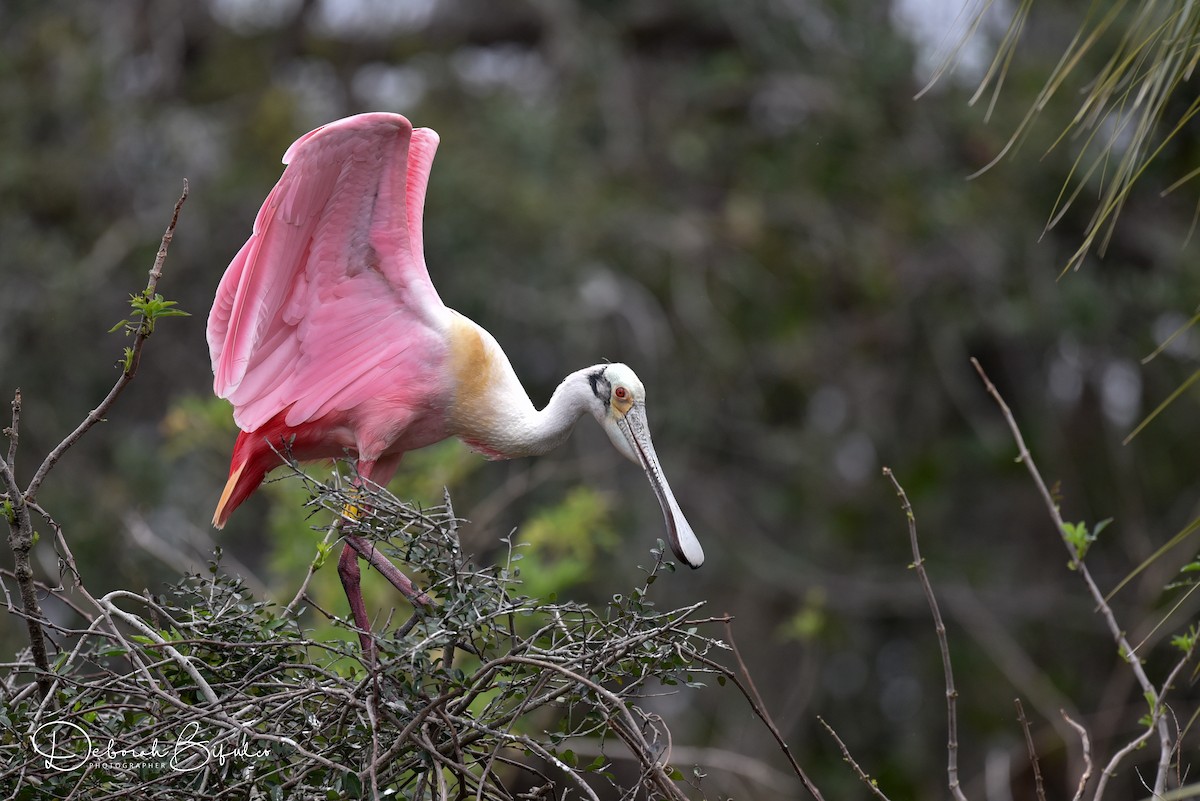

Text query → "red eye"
[614,386,629,400]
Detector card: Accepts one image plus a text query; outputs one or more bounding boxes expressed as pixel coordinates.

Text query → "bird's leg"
[336,541,376,659]
[344,533,432,606]
[345,453,431,605]
[332,454,433,659]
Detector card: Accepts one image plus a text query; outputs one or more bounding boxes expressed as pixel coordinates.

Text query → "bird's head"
[583,363,704,568]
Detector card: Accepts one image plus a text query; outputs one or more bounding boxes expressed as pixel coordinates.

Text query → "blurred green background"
[3,0,1200,797]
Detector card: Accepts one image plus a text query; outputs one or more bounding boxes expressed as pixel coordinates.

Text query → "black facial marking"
[587,368,610,408]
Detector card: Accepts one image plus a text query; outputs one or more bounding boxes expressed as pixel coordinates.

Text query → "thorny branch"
[2,469,752,799]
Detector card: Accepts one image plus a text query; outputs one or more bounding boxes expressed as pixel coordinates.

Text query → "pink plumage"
[208,113,452,524]
[208,111,703,655]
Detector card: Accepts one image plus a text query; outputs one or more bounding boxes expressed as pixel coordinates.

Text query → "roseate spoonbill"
[207,113,702,650]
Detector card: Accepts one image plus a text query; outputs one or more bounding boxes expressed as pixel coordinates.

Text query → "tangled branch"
[1,466,735,798]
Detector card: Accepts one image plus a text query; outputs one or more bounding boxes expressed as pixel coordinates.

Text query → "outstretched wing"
[207,113,448,432]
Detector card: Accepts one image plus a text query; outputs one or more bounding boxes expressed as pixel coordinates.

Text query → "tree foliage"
[945,0,1200,272]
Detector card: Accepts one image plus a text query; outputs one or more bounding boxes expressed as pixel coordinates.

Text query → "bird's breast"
[443,311,538,457]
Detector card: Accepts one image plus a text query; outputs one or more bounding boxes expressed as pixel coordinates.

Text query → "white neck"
[458,367,599,460]
[507,369,598,457]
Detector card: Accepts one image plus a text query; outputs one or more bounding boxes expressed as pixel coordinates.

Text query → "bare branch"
[1015,698,1047,801]
[970,357,1175,798]
[817,716,893,801]
[1096,725,1157,801]
[882,466,969,801]
[1155,637,1198,791]
[0,187,189,704]
[5,388,19,469]
[674,620,826,799]
[1061,709,1093,801]
[97,591,220,706]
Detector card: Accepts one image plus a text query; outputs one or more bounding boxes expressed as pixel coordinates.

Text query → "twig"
[20,500,78,590]
[5,389,19,468]
[284,525,339,617]
[456,717,604,801]
[1015,698,1047,801]
[882,466,969,801]
[0,569,92,622]
[565,740,798,794]
[96,592,221,709]
[817,716,893,801]
[481,654,688,799]
[25,181,188,500]
[1061,709,1093,801]
[1096,725,1157,800]
[1142,782,1200,801]
[1154,638,1198,793]
[711,619,827,801]
[970,357,1175,798]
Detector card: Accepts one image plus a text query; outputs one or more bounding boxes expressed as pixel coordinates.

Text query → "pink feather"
[207,113,449,434]
[207,113,706,575]
[207,113,455,524]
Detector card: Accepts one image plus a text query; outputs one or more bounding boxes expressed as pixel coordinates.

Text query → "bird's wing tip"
[283,113,416,164]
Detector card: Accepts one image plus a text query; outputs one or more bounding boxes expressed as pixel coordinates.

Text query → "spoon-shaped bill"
[618,406,704,568]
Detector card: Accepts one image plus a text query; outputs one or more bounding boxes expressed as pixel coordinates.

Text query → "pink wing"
[207,112,448,432]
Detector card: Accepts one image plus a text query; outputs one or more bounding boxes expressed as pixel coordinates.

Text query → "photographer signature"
[31,720,273,773]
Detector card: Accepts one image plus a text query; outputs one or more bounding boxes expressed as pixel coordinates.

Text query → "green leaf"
[341,772,362,797]
[112,292,191,337]
[1062,518,1109,561]
[312,541,332,570]
[1171,624,1200,653]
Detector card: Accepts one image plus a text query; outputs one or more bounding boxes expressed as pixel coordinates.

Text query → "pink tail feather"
[212,411,320,528]
[212,429,271,528]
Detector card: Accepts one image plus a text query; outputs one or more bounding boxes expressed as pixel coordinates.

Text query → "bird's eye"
[614,386,629,401]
